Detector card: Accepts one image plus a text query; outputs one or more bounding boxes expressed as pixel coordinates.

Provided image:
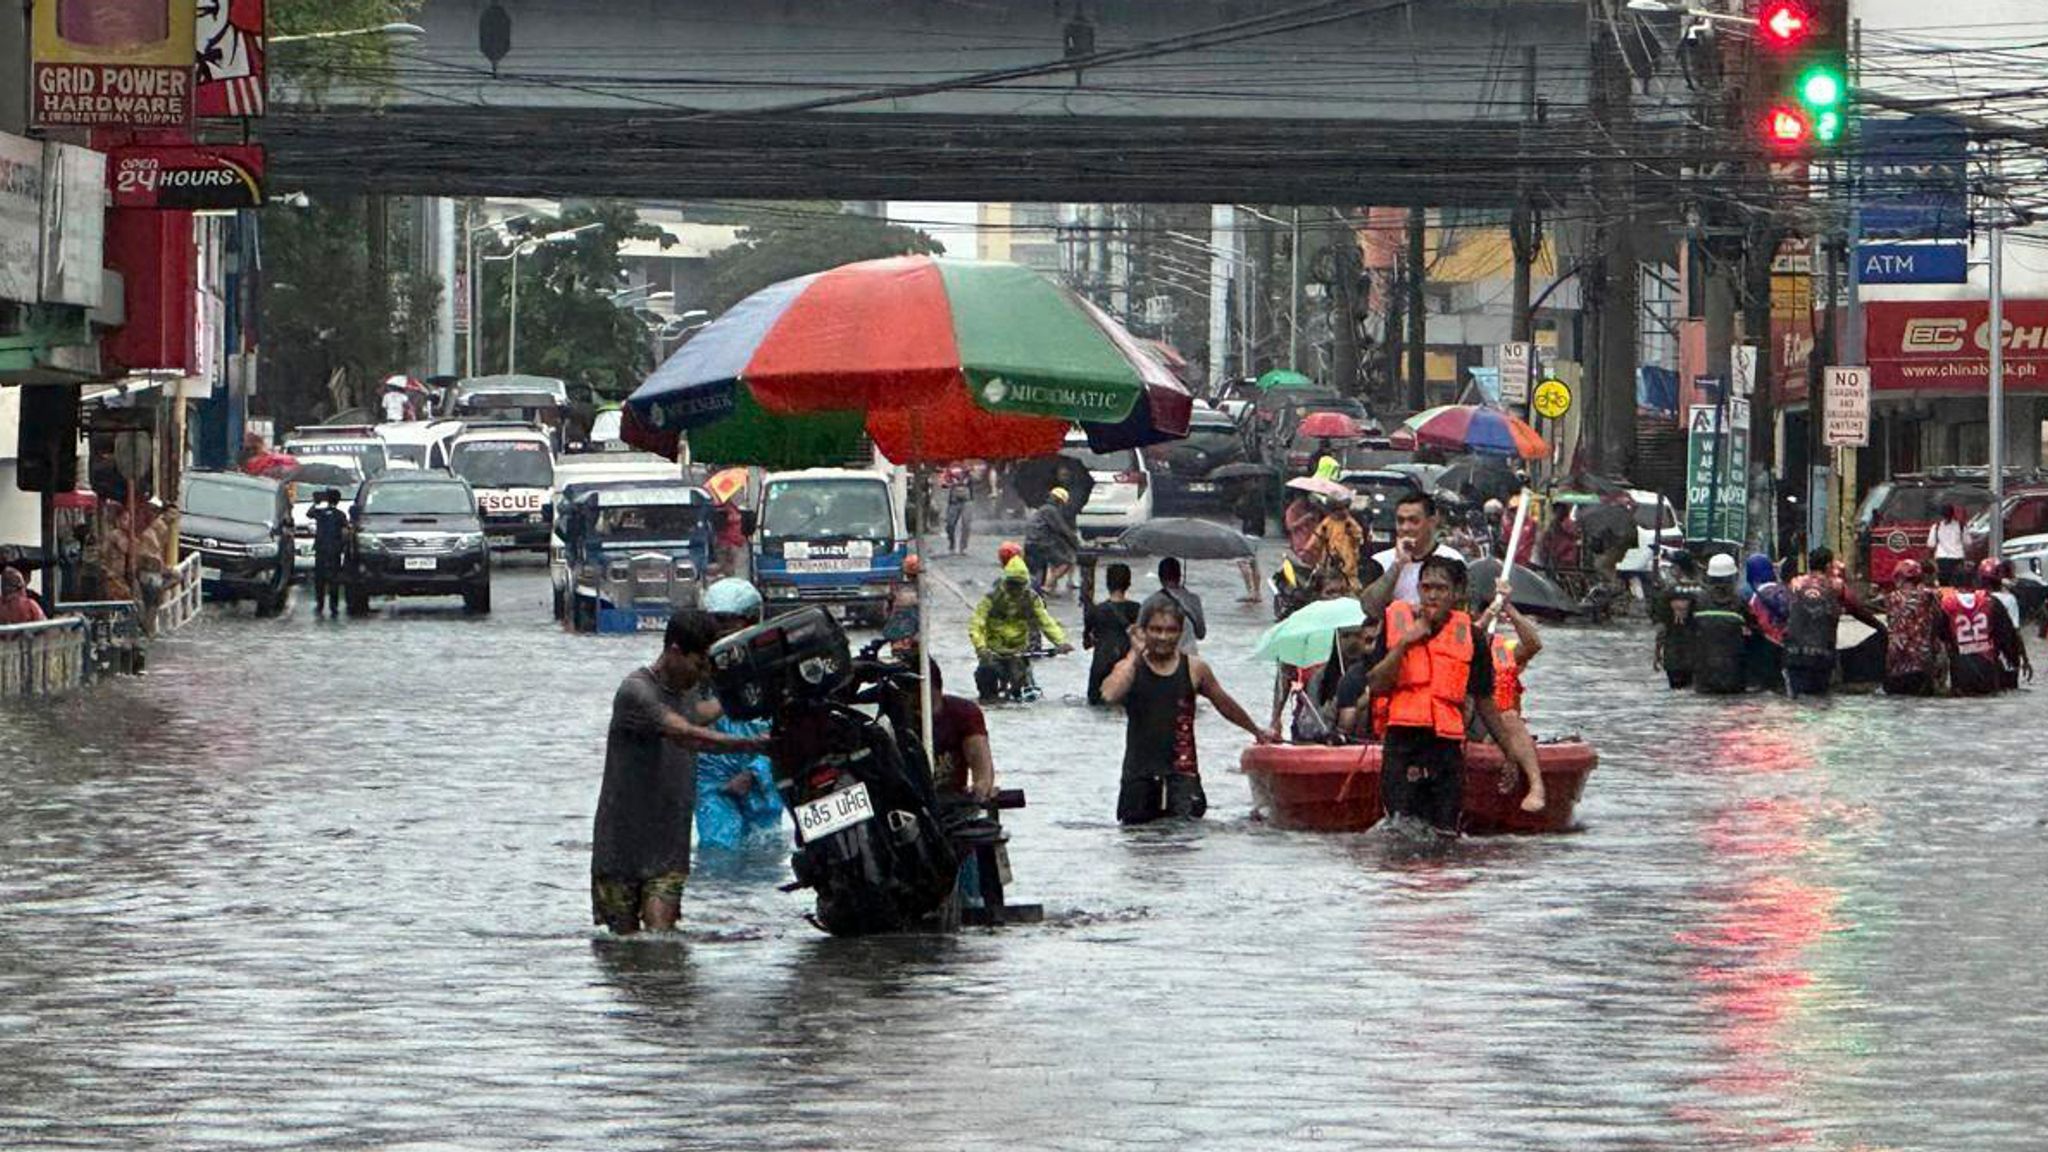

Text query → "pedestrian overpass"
[266,0,1632,206]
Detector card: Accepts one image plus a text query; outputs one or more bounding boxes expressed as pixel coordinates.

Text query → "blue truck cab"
[551,480,716,633]
[752,468,906,625]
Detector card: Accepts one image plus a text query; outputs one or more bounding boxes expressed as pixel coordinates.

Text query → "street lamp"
[466,213,531,377]
[494,223,602,376]
[270,22,426,46]
[1622,0,1758,26]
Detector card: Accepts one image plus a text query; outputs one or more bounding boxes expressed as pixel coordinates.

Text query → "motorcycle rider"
[969,555,1071,701]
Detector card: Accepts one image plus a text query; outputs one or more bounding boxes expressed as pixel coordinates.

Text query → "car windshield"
[293,481,360,508]
[184,479,275,525]
[452,440,554,488]
[364,482,473,516]
[286,439,387,476]
[1061,445,1140,474]
[384,445,426,467]
[594,504,709,540]
[760,479,893,541]
[1634,498,1676,531]
[1181,419,1242,452]
[1876,484,1989,524]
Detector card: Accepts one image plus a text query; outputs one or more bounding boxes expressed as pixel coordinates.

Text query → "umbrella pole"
[1494,487,1533,634]
[912,421,936,772]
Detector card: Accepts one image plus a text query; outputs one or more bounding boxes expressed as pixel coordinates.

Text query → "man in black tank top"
[1100,595,1274,824]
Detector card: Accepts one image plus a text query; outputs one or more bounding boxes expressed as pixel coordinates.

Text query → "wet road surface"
[4,545,2047,1150]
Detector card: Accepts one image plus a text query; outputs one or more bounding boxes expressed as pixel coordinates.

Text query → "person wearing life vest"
[1692,554,1751,695]
[1472,575,1546,809]
[1364,555,1543,832]
[1781,547,1882,699]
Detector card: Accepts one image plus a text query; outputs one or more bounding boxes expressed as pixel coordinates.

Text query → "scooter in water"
[711,607,1036,935]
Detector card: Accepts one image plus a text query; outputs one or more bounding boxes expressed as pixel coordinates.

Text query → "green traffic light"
[1799,67,1844,109]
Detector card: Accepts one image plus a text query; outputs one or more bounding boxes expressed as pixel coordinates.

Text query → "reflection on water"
[2,555,2046,1149]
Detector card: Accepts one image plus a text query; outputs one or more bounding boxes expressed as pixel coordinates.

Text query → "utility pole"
[1289,206,1304,369]
[1509,45,1540,344]
[1405,205,1427,411]
[1990,220,2006,555]
[1588,0,1638,478]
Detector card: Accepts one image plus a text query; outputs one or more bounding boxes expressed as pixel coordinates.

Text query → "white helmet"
[1706,554,1739,579]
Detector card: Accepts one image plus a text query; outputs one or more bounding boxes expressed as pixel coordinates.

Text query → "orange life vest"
[1382,600,1474,741]
[1490,633,1524,715]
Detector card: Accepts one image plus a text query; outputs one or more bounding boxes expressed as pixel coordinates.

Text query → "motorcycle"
[711,607,1036,935]
[975,646,1060,704]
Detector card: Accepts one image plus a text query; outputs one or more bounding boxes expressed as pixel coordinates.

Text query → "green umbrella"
[1254,597,1368,666]
[1256,368,1317,391]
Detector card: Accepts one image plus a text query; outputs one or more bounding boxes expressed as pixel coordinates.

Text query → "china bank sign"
[1867,301,2048,393]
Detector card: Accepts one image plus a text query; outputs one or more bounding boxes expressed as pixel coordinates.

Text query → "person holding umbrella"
[1025,487,1081,594]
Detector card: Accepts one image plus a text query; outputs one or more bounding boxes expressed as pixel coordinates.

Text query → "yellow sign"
[32,0,197,128]
[1532,377,1572,421]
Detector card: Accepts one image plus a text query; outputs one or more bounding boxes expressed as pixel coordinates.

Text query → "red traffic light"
[1758,1,1811,47]
[1765,106,1811,148]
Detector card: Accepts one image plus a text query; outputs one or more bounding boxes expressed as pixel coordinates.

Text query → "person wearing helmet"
[1692,553,1751,695]
[968,555,1072,701]
[1781,547,1883,699]
[1651,551,1703,689]
[1024,486,1081,595]
[889,553,924,617]
[692,580,784,854]
[1938,560,2015,696]
[1881,558,1941,696]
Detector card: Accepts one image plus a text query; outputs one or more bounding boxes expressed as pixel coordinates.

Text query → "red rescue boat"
[1240,740,1596,834]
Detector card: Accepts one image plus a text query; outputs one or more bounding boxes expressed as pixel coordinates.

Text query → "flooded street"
[5,547,2048,1151]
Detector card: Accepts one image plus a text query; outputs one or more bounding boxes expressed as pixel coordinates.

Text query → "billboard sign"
[1858,117,1968,240]
[1684,404,1748,543]
[39,143,106,308]
[195,0,265,117]
[1866,300,2048,394]
[107,143,264,209]
[31,0,198,128]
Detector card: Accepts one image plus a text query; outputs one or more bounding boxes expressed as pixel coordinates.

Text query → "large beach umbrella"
[622,256,1186,467]
[1115,518,1256,561]
[1391,404,1549,460]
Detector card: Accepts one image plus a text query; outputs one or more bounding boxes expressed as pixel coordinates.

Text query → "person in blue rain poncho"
[694,578,784,853]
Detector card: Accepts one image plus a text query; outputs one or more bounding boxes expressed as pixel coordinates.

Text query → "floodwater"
[4,545,2047,1150]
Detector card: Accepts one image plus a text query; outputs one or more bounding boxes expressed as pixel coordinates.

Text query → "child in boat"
[1474,576,1547,814]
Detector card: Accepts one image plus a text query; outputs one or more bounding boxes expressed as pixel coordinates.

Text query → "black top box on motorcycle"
[709,606,853,720]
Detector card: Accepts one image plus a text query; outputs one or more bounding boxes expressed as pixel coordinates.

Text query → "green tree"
[702,207,945,316]
[259,197,439,428]
[474,204,664,403]
[269,0,420,101]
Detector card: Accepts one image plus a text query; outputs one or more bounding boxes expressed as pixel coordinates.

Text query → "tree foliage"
[701,207,945,317]
[259,197,439,428]
[269,0,420,101]
[473,204,664,403]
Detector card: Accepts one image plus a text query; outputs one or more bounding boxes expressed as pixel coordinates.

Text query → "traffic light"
[1755,1,1849,153]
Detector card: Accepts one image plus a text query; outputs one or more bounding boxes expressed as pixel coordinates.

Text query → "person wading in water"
[1100,597,1273,824]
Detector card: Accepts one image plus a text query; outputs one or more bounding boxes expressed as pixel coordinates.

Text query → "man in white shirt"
[381,388,411,423]
[1362,491,1466,613]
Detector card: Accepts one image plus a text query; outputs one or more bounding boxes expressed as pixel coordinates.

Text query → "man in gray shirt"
[1141,557,1207,654]
[591,609,768,935]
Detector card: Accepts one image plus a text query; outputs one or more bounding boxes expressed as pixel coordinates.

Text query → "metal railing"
[0,616,88,698]
[53,599,147,679]
[154,554,204,634]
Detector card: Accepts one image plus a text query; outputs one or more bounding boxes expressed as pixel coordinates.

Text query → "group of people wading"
[1653,547,2033,699]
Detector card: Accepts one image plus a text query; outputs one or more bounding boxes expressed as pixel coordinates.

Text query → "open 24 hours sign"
[107,143,264,209]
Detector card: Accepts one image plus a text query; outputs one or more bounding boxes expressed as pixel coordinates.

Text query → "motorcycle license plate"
[794,781,874,843]
[404,557,436,571]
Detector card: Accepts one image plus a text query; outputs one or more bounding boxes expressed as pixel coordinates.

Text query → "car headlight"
[357,533,387,553]
[765,584,799,600]
[250,541,279,559]
[456,532,485,550]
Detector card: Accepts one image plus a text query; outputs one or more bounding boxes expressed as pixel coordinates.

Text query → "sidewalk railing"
[0,616,87,698]
[54,599,147,679]
[154,554,204,635]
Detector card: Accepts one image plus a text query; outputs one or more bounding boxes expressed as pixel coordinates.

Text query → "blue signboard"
[1857,241,1969,284]
[1858,117,1968,240]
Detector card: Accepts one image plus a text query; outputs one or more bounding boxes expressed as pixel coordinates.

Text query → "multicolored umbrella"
[1391,404,1548,460]
[1257,368,1316,391]
[705,466,748,505]
[623,256,1187,467]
